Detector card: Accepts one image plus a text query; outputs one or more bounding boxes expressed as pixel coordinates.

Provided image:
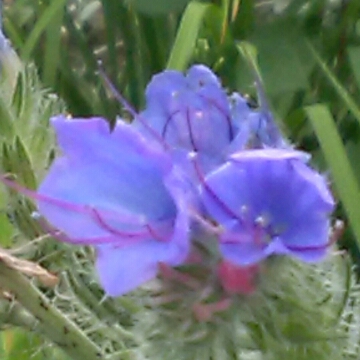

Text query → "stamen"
[186,108,198,151]
[0,174,90,213]
[199,94,234,141]
[145,223,171,242]
[1,175,144,225]
[35,215,139,245]
[220,226,267,249]
[194,110,203,120]
[1,174,169,243]
[91,208,171,242]
[253,226,266,246]
[254,215,269,228]
[191,158,244,224]
[158,262,200,289]
[193,298,232,322]
[97,61,137,118]
[97,61,169,150]
[89,208,149,239]
[161,109,181,138]
[240,205,248,215]
[188,206,223,235]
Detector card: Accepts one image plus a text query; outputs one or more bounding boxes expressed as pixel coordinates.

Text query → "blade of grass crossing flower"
[167,1,211,71]
[21,0,67,60]
[237,41,272,107]
[307,42,360,125]
[305,104,360,247]
[236,41,261,80]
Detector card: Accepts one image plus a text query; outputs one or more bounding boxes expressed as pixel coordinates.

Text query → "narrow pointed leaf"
[308,42,360,125]
[305,104,360,246]
[167,1,211,71]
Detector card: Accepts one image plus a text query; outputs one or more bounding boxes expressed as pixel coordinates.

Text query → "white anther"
[240,205,248,215]
[254,215,268,228]
[194,111,204,119]
[31,211,41,220]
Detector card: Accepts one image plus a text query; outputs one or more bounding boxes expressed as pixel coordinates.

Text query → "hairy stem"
[0,261,103,360]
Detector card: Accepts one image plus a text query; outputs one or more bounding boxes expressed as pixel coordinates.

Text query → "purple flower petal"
[199,149,335,264]
[133,65,235,169]
[35,115,191,295]
[96,193,189,296]
[38,116,176,238]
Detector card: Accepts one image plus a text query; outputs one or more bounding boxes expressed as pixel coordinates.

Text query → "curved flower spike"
[198,149,335,265]
[134,65,248,171]
[30,115,191,296]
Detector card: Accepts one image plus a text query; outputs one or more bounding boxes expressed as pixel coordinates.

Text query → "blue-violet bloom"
[198,149,335,264]
[133,65,251,171]
[34,115,191,296]
[229,80,287,151]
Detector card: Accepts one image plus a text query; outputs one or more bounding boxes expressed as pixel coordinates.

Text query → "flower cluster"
[13,65,335,297]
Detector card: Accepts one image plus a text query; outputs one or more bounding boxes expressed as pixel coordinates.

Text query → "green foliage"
[124,0,192,15]
[306,105,360,248]
[167,1,211,71]
[136,255,360,360]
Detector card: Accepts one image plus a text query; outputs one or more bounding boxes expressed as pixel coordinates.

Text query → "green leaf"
[305,104,360,247]
[167,1,211,71]
[21,0,67,60]
[248,18,312,96]
[347,46,360,93]
[236,41,260,76]
[0,333,5,359]
[43,3,64,87]
[125,0,191,15]
[308,42,360,125]
[14,137,37,190]
[0,190,14,247]
[0,96,14,140]
[3,329,44,360]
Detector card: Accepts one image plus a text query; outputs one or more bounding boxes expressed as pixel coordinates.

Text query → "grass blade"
[21,0,67,60]
[305,104,360,246]
[308,42,360,124]
[166,1,211,71]
[43,3,64,87]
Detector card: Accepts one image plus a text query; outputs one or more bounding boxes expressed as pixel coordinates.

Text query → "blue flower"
[133,65,290,173]
[198,149,335,264]
[229,88,287,150]
[34,115,191,296]
[247,75,287,149]
[133,65,249,171]
[0,64,337,299]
